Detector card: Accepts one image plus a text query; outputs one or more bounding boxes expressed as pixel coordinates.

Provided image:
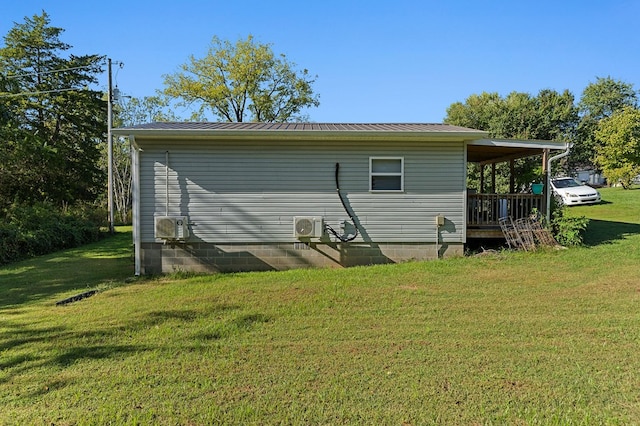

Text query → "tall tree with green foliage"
[446,90,577,141]
[163,35,319,122]
[594,106,640,189]
[0,74,20,203]
[573,76,638,169]
[115,95,179,126]
[0,11,105,207]
[445,89,578,191]
[445,92,503,131]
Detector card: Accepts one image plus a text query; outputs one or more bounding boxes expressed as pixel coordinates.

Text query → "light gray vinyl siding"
[138,139,465,244]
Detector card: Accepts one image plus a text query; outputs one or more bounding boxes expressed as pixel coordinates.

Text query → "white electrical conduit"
[165,151,169,216]
[435,221,439,259]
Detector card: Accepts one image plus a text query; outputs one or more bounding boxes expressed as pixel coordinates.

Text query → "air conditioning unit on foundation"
[293,216,324,238]
[155,216,189,241]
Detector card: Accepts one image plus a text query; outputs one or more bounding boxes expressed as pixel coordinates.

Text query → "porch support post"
[480,164,485,193]
[491,163,496,193]
[509,160,515,193]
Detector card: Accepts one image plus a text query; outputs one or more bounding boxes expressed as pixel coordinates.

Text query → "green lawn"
[1,189,639,425]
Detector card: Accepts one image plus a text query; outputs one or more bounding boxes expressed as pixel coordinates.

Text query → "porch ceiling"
[467,138,568,165]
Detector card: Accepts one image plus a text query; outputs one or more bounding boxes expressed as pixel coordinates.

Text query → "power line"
[0,87,93,98]
[4,64,98,80]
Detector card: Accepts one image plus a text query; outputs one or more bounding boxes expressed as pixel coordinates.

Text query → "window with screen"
[370,157,404,191]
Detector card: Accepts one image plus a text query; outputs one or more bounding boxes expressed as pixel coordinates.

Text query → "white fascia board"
[470,138,569,150]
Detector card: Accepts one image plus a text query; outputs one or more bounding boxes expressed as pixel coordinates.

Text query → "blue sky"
[2,0,639,122]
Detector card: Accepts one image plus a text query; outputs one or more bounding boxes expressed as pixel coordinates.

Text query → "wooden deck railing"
[467,193,544,227]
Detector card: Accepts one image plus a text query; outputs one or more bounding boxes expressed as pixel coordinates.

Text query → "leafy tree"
[0,11,106,207]
[573,77,638,169]
[446,90,577,141]
[580,77,638,120]
[0,75,14,183]
[115,95,179,126]
[594,106,640,189]
[531,89,579,141]
[445,89,577,191]
[163,35,319,122]
[445,92,502,131]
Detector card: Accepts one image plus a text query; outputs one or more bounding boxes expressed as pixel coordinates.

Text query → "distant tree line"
[444,78,640,190]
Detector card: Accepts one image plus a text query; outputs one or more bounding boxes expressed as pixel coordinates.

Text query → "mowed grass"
[1,189,640,425]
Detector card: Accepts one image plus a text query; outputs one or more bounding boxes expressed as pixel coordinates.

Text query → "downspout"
[546,143,572,223]
[131,136,141,276]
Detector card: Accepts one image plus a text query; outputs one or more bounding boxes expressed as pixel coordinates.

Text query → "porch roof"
[467,138,568,164]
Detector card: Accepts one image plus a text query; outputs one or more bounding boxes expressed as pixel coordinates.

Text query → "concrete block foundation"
[139,241,464,274]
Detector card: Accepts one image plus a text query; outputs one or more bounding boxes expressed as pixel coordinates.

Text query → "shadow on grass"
[144,304,240,325]
[0,325,67,353]
[196,312,272,341]
[583,219,640,246]
[1,306,271,387]
[0,230,134,308]
[53,344,145,367]
[0,322,148,386]
[133,306,270,342]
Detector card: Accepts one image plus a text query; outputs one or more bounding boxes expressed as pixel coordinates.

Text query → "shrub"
[0,202,107,265]
[550,199,590,246]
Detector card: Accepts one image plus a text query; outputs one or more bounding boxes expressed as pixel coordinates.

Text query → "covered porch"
[465,138,568,239]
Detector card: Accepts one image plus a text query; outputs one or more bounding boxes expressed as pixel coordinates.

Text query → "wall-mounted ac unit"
[155,216,190,240]
[294,216,324,238]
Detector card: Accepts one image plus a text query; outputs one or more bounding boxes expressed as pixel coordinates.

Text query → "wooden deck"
[467,193,544,238]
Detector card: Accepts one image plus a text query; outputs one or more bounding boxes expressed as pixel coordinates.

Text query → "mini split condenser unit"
[293,216,324,238]
[155,216,190,241]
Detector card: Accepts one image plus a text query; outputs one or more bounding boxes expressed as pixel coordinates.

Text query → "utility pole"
[107,58,114,234]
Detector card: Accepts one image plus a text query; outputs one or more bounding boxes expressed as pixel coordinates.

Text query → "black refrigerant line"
[326,162,358,242]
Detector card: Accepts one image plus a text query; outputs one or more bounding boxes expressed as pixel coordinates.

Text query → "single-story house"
[113,122,568,275]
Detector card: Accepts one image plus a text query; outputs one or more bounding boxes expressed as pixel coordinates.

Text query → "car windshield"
[553,178,581,188]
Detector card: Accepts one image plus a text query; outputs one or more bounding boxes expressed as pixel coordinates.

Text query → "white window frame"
[369,157,404,192]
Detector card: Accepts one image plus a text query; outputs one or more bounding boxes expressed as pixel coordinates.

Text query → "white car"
[551,177,601,206]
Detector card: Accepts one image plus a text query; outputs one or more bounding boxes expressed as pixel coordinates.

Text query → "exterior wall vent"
[155,216,190,241]
[293,216,324,239]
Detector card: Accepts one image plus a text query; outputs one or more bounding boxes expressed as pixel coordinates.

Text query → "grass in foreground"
[1,190,639,425]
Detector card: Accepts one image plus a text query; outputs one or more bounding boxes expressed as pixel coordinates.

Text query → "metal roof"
[114,122,567,163]
[467,138,568,164]
[119,122,485,134]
